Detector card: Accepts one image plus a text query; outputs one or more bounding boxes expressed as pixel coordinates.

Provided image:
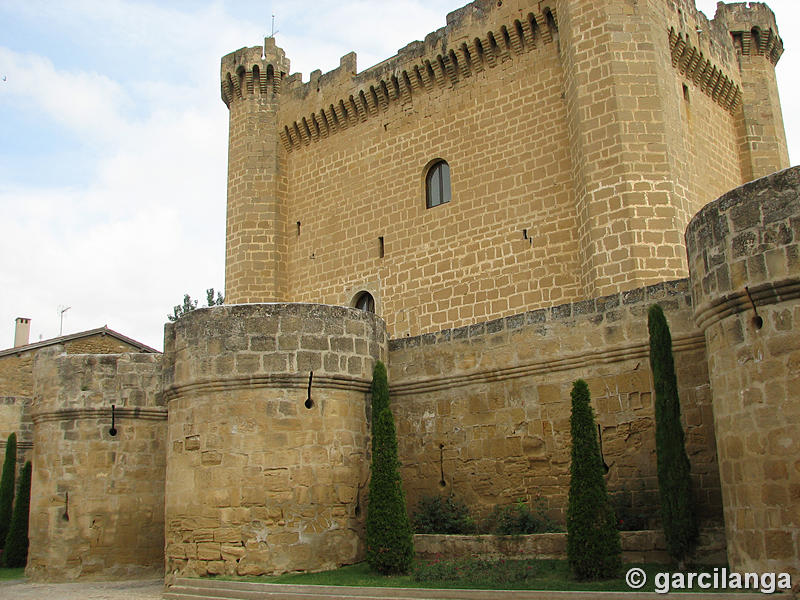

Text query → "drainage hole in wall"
[305,398,314,409]
[752,315,763,330]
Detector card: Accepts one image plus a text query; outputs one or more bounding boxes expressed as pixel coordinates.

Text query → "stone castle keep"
[0,0,797,585]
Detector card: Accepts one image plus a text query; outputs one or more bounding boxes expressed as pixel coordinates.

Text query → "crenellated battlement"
[219,1,786,145]
[664,0,735,65]
[220,37,290,107]
[276,0,560,150]
[713,2,783,64]
[651,2,784,116]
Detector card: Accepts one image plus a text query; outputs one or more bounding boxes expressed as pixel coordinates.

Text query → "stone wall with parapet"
[26,348,165,581]
[686,166,800,579]
[162,303,386,579]
[414,527,727,565]
[388,279,723,527]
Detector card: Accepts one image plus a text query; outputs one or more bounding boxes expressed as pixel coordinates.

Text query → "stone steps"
[163,579,497,600]
[162,578,782,600]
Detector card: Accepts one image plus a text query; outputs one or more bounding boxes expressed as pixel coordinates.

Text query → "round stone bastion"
[161,303,387,579]
[685,166,799,579]
[27,348,166,582]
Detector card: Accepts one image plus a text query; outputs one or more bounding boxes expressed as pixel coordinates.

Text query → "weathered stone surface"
[26,350,165,582]
[163,304,386,579]
[687,166,800,579]
[0,332,156,468]
[414,528,726,566]
[390,280,721,528]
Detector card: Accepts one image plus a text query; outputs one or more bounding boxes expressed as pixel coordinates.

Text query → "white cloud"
[0,176,224,349]
[0,3,233,348]
[0,48,132,144]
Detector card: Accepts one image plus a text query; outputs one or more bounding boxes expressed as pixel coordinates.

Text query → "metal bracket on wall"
[109,404,117,437]
[305,371,314,409]
[744,286,763,329]
[439,443,446,487]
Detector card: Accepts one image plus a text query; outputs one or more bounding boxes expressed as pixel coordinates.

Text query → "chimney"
[14,318,31,348]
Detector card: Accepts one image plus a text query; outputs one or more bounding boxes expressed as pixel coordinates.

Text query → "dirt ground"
[0,577,163,600]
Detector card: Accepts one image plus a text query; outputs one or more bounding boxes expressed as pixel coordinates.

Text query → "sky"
[1,0,799,352]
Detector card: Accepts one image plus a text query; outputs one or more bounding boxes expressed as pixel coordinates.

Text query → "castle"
[3,0,797,585]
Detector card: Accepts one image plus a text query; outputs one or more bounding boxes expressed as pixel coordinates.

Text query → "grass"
[214,559,753,593]
[0,567,25,580]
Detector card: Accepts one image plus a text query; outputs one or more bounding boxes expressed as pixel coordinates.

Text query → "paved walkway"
[0,577,793,600]
[0,578,163,600]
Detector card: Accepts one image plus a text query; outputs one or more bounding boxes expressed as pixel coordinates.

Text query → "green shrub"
[648,304,697,566]
[613,503,649,532]
[486,498,561,535]
[566,380,621,580]
[412,494,475,534]
[365,361,413,574]
[0,433,17,549]
[2,461,31,568]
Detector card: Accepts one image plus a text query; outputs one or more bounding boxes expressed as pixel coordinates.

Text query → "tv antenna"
[269,14,279,38]
[59,305,71,336]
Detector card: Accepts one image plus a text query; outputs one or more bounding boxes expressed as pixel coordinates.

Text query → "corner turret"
[221,37,289,107]
[713,2,789,179]
[221,38,290,304]
[714,1,783,65]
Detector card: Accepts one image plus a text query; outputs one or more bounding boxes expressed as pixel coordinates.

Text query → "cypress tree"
[366,361,414,574]
[0,433,17,549]
[648,304,697,567]
[370,360,390,419]
[2,461,31,568]
[567,379,621,580]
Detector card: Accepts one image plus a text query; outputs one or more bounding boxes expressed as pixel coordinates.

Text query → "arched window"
[354,291,375,313]
[426,160,451,208]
